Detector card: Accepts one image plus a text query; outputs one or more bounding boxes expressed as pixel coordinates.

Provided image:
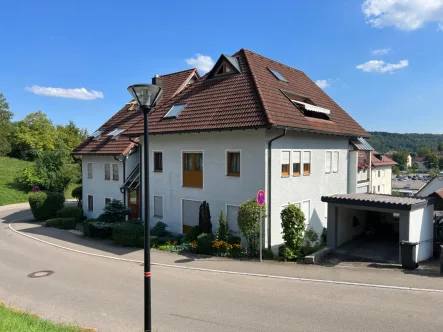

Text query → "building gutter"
[267,128,287,249]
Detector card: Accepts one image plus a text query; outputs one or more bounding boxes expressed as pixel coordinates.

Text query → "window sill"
[281,175,290,178]
[303,173,311,176]
[292,174,301,177]
[183,186,203,189]
[153,215,163,218]
[227,174,240,177]
[154,170,163,173]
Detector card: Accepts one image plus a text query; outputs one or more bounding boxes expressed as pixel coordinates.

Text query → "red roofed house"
[74,49,371,251]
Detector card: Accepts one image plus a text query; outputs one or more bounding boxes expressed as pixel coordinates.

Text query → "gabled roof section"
[371,152,398,167]
[121,48,368,137]
[207,54,242,79]
[73,69,198,156]
[242,49,369,137]
[350,137,374,151]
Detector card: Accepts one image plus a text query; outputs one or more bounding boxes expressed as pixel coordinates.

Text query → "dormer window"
[268,68,287,82]
[209,55,241,79]
[164,104,186,119]
[281,90,330,120]
[214,62,236,77]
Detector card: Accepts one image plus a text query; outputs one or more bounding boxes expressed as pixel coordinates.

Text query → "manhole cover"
[28,270,54,278]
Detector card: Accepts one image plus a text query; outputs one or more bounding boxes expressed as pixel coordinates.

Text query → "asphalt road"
[1,206,443,332]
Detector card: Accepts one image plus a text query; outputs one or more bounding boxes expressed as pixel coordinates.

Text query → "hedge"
[89,222,116,239]
[45,218,77,230]
[82,218,96,237]
[29,191,65,221]
[113,222,144,247]
[197,233,213,255]
[57,206,83,221]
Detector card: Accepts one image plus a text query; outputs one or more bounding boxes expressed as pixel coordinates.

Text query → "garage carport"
[321,194,434,263]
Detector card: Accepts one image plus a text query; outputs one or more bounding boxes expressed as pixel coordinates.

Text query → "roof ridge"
[240,49,275,126]
[241,48,305,75]
[160,68,197,78]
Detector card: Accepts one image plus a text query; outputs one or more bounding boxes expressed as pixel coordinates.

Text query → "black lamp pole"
[127,84,161,332]
[142,104,151,332]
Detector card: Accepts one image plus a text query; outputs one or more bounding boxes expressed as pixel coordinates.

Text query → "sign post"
[256,190,266,262]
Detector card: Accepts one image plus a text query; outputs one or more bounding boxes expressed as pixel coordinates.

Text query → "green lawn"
[0,302,94,332]
[0,157,32,206]
[0,157,79,206]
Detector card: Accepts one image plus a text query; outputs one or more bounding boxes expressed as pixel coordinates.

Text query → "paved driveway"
[2,205,443,332]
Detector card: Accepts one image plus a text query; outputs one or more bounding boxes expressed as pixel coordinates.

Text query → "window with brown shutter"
[183,152,203,188]
[227,152,240,176]
[281,151,290,176]
[154,152,163,172]
[88,195,93,211]
[303,151,311,175]
[293,151,301,176]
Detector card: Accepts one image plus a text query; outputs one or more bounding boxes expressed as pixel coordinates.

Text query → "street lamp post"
[127,84,162,332]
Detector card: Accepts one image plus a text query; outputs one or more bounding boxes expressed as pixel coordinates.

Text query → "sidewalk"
[9,217,443,291]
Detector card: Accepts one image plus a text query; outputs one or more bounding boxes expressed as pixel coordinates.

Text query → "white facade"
[408,205,434,262]
[371,166,392,195]
[82,153,139,219]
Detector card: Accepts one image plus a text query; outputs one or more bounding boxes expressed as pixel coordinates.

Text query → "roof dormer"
[208,54,242,78]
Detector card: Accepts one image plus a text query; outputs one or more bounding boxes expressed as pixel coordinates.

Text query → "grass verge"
[0,301,95,332]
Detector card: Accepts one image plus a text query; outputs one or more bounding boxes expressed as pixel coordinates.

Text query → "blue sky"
[1,0,443,134]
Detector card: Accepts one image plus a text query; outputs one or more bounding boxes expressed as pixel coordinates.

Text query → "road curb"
[7,216,443,294]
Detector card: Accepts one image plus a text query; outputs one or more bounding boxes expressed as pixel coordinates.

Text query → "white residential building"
[74,49,370,251]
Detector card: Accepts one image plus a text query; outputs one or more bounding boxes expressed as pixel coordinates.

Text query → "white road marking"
[6,215,443,294]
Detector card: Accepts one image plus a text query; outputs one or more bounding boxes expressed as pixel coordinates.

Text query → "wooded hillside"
[367,132,443,153]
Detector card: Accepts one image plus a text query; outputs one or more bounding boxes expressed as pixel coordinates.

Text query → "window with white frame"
[153,196,163,218]
[303,151,311,175]
[104,163,111,180]
[325,151,332,173]
[112,164,119,181]
[281,151,290,176]
[87,163,93,179]
[293,151,301,176]
[333,151,339,173]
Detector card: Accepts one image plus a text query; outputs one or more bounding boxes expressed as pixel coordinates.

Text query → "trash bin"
[399,241,418,270]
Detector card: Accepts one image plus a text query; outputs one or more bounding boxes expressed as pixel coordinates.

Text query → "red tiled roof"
[124,49,368,137]
[434,188,443,200]
[371,152,398,167]
[73,70,196,155]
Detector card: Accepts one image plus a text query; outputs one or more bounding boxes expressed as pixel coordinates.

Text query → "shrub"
[229,243,243,258]
[216,211,231,242]
[57,206,82,221]
[45,218,62,228]
[280,204,305,260]
[321,227,327,245]
[89,221,116,239]
[196,233,213,255]
[29,191,65,221]
[228,235,241,245]
[212,240,231,256]
[184,225,201,242]
[61,218,77,230]
[304,229,319,248]
[262,248,276,260]
[113,223,144,247]
[44,218,76,230]
[83,218,96,237]
[72,185,82,207]
[199,201,212,234]
[151,221,169,237]
[97,199,133,223]
[238,199,266,257]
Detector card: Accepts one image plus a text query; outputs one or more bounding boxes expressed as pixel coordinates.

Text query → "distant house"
[385,150,412,168]
[392,180,427,196]
[417,175,443,198]
[349,140,397,195]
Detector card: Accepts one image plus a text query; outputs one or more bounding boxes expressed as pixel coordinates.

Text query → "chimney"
[152,74,163,89]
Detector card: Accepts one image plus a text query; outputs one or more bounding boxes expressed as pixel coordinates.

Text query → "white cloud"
[315,80,330,88]
[362,0,443,31]
[185,54,214,73]
[25,86,104,100]
[356,59,409,73]
[372,48,391,55]
[438,22,443,30]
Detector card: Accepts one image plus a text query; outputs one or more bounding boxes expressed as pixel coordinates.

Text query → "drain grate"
[28,270,54,278]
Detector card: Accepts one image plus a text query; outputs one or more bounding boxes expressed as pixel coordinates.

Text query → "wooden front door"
[128,190,140,220]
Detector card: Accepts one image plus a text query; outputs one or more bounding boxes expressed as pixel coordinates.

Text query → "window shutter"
[333,151,339,172]
[293,151,301,163]
[303,151,311,163]
[325,151,332,173]
[281,151,290,164]
[87,163,93,179]
[104,163,111,180]
[302,200,310,223]
[112,164,119,181]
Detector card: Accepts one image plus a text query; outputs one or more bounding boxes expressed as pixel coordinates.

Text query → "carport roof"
[321,193,429,211]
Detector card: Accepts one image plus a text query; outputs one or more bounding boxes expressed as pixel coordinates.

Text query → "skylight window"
[90,130,103,139]
[164,104,186,118]
[107,128,125,138]
[292,100,330,115]
[268,68,287,82]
